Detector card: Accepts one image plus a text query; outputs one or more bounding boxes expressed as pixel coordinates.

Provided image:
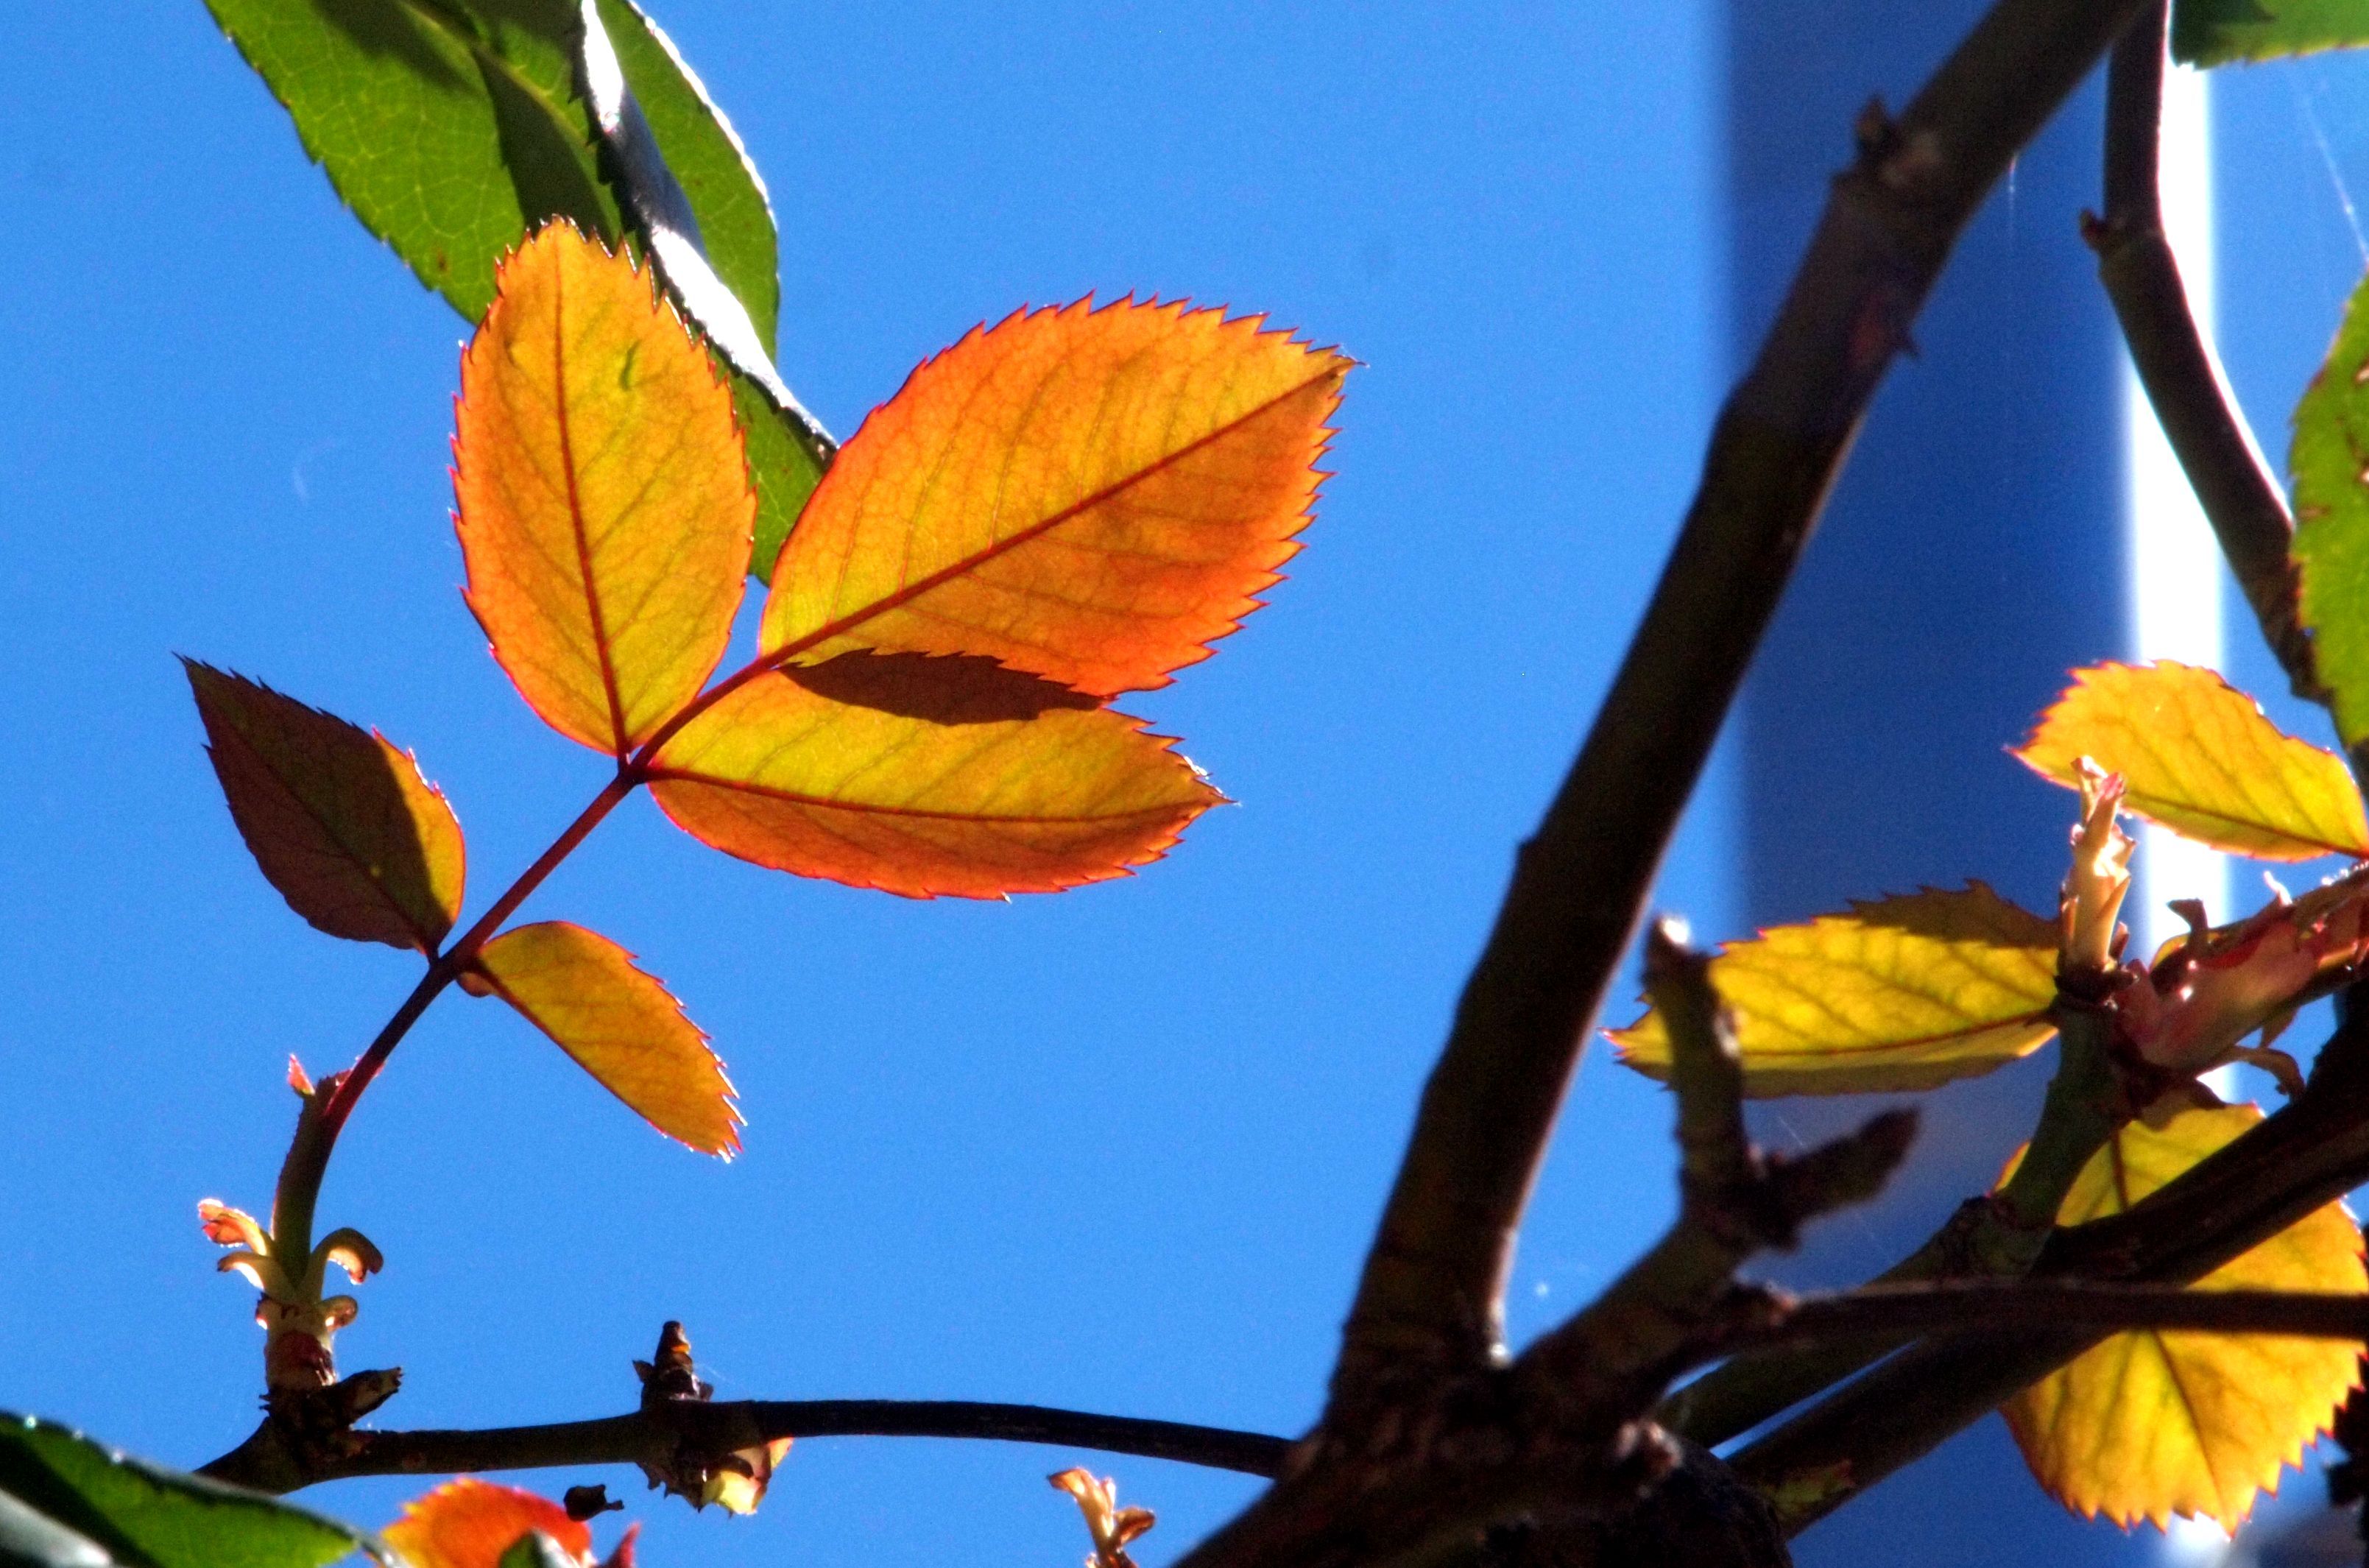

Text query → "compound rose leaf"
[647,668,1221,899]
[455,223,753,757]
[1608,885,2059,1095]
[471,922,740,1156]
[760,297,1349,696]
[387,1480,590,1568]
[185,660,465,953]
[2015,662,2368,861]
[2004,1104,2365,1529]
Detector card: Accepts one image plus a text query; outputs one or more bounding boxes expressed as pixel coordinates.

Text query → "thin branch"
[197,1399,1292,1494]
[1741,1279,2369,1351]
[1328,0,2160,1421]
[2089,0,2317,698]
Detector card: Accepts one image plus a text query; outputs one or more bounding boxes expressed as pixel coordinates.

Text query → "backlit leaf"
[2014,662,2368,860]
[2004,1105,2365,1528]
[1607,886,2059,1095]
[2295,267,2369,748]
[2173,0,2369,64]
[760,297,1349,697]
[470,922,740,1156]
[0,1413,370,1568]
[456,225,753,756]
[647,667,1221,898]
[185,661,465,953]
[387,1481,589,1568]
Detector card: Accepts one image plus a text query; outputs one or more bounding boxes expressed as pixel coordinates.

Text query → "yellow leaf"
[1606,886,2058,1095]
[2015,662,2368,861]
[2004,1104,2365,1529]
[760,297,1349,697]
[647,666,1221,899]
[454,223,754,757]
[471,922,740,1156]
[184,661,466,953]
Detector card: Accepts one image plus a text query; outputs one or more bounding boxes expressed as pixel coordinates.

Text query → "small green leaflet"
[2173,0,2369,64]
[2292,266,2369,745]
[0,1414,374,1568]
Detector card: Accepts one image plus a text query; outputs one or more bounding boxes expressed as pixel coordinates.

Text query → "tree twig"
[1739,1278,2369,1351]
[197,1399,1293,1494]
[1328,0,2161,1424]
[2089,0,2317,698]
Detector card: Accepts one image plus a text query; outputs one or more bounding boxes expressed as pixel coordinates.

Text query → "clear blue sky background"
[18,5,2369,1567]
[0,5,1728,1567]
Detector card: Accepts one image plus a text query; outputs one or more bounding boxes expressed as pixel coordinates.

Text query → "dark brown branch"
[1329,0,2159,1423]
[1729,998,2369,1533]
[197,1399,1293,1494]
[1740,1279,2369,1351]
[2089,0,2317,697]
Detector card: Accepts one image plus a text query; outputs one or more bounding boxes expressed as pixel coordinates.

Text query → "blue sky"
[0,4,1729,1567]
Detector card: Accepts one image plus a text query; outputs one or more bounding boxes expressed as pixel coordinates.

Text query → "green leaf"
[2292,266,2369,746]
[203,0,621,320]
[205,0,825,575]
[2173,0,2369,64]
[0,1414,370,1568]
[494,1533,578,1568]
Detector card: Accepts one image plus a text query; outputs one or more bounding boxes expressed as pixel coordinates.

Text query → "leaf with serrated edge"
[2173,0,2369,63]
[648,668,1221,899]
[388,1481,588,1568]
[1608,885,2059,1096]
[2294,268,2369,749]
[2004,1105,2365,1528]
[2015,662,2368,861]
[185,661,465,953]
[0,1413,370,1568]
[470,923,739,1156]
[456,225,753,757]
[760,297,1349,697]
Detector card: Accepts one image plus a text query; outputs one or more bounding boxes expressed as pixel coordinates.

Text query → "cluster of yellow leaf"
[187,222,1346,1159]
[1611,660,2369,1530]
[1611,661,2365,1096]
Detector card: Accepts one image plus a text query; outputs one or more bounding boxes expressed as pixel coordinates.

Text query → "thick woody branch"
[2089,0,2317,697]
[1330,0,2156,1416]
[197,1398,1293,1494]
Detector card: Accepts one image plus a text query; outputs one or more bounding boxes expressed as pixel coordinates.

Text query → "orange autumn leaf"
[2015,661,2369,861]
[759,297,1349,697]
[647,665,1218,898]
[455,223,754,757]
[2003,1104,2366,1529]
[468,922,741,1156]
[386,1480,590,1568]
[185,660,465,953]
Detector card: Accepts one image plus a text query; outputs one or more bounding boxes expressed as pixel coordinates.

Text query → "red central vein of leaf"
[1716,1013,2055,1060]
[2125,790,2356,855]
[769,363,1338,672]
[642,765,1184,824]
[551,263,631,759]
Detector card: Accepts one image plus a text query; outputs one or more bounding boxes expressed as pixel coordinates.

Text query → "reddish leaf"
[185,660,465,953]
[470,921,740,1155]
[647,669,1221,898]
[454,223,753,757]
[760,297,1349,696]
[386,1480,590,1568]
